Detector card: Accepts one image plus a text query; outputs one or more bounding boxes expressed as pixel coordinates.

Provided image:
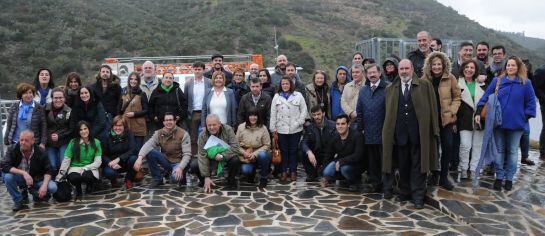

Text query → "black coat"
[301,119,336,157]
[533,65,545,104]
[324,129,364,166]
[45,103,74,147]
[70,101,107,139]
[91,81,122,116]
[102,131,136,162]
[237,92,272,127]
[149,82,188,123]
[1,144,52,182]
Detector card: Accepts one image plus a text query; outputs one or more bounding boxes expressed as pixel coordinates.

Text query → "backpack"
[53,180,73,202]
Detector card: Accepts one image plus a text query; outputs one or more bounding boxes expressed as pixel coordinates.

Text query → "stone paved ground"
[0,151,543,235]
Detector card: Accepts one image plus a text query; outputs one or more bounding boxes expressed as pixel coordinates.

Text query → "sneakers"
[12,201,29,212]
[521,158,535,166]
[504,180,513,191]
[493,179,503,191]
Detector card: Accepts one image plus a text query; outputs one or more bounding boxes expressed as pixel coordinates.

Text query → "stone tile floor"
[0,151,543,235]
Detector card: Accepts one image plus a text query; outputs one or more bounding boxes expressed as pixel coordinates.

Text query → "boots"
[290,172,297,182]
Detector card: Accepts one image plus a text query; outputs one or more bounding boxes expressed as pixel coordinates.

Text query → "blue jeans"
[102,155,138,181]
[3,173,57,203]
[322,161,362,185]
[277,132,301,173]
[47,145,67,176]
[146,150,189,183]
[493,128,524,181]
[240,151,272,180]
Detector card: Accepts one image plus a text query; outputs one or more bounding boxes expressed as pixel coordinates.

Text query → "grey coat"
[184,77,212,116]
[201,88,238,127]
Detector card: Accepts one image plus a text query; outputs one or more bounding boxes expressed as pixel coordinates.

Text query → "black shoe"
[259,178,268,188]
[439,181,454,191]
[414,201,424,209]
[504,180,513,191]
[150,180,164,188]
[383,191,393,200]
[21,189,29,204]
[428,173,439,186]
[226,181,238,190]
[247,174,256,184]
[348,185,359,192]
[85,183,95,194]
[521,158,535,166]
[395,195,411,202]
[12,201,28,212]
[493,179,503,191]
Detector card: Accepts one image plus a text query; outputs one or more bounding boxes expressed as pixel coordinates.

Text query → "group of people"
[2,31,542,211]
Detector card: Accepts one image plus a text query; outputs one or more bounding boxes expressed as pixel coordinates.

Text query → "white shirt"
[402,80,412,93]
[370,80,381,89]
[209,88,228,124]
[193,78,205,110]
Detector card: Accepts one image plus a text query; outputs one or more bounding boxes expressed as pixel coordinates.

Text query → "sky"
[437,0,545,39]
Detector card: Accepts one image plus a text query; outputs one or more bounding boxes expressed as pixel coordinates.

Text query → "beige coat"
[341,79,365,117]
[236,123,271,163]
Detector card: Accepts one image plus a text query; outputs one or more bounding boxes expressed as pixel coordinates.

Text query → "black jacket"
[149,82,188,123]
[324,129,364,166]
[407,49,428,78]
[301,119,336,157]
[228,82,250,104]
[237,92,272,127]
[70,101,107,139]
[102,131,136,162]
[262,81,276,99]
[1,144,52,182]
[533,65,545,104]
[45,103,74,147]
[91,81,122,116]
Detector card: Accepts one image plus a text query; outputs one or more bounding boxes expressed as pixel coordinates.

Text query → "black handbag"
[53,179,73,202]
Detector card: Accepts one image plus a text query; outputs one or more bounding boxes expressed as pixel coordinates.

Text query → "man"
[285,63,306,97]
[301,105,336,182]
[534,64,545,161]
[356,64,389,192]
[204,53,233,85]
[407,31,433,77]
[382,59,440,209]
[430,38,443,52]
[475,41,493,69]
[1,130,57,211]
[246,63,260,84]
[341,64,366,124]
[321,114,364,192]
[451,42,487,79]
[134,113,192,187]
[271,54,289,86]
[486,45,507,87]
[91,65,121,119]
[185,61,212,155]
[237,78,272,127]
[197,114,242,192]
[140,60,159,100]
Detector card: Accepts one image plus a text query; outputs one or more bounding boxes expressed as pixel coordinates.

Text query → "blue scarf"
[38,87,49,105]
[19,100,33,121]
[280,91,291,100]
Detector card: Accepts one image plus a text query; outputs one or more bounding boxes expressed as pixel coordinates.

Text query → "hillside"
[1,0,544,99]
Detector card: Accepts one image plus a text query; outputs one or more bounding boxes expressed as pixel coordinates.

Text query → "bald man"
[271,54,288,86]
[140,61,159,100]
[247,63,260,84]
[407,31,433,77]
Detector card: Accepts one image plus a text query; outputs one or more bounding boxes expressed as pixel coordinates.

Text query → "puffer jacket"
[4,101,47,145]
[270,91,307,134]
[421,51,461,127]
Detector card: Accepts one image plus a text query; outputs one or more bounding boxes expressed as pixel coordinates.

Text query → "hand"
[350,112,357,119]
[452,125,457,133]
[204,177,215,193]
[125,112,135,118]
[108,158,120,168]
[273,132,279,141]
[477,75,486,83]
[55,174,62,182]
[51,133,59,142]
[475,115,481,128]
[38,184,48,199]
[134,157,143,171]
[215,154,223,161]
[335,161,340,172]
[174,166,184,181]
[248,153,256,162]
[307,151,317,167]
[23,172,33,187]
[39,143,46,151]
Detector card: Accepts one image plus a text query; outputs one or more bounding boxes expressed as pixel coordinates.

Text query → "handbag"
[271,133,282,164]
[480,76,503,119]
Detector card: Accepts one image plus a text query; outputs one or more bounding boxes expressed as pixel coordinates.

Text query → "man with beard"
[270,55,301,87]
[485,45,507,87]
[246,63,260,84]
[475,42,493,69]
[285,63,307,98]
[204,53,233,85]
[382,59,439,209]
[91,65,121,121]
[140,61,159,100]
[430,38,443,52]
[451,42,487,80]
[301,105,336,182]
[407,31,433,78]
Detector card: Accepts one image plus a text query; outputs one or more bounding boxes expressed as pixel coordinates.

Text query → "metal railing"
[1,100,18,159]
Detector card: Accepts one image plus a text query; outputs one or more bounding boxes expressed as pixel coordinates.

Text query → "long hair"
[312,70,330,91]
[75,86,98,108]
[72,121,97,163]
[126,72,142,96]
[258,69,271,84]
[277,76,295,94]
[64,72,82,90]
[500,56,528,84]
[34,68,55,89]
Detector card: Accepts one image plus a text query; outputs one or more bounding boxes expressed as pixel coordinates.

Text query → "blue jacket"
[330,66,352,119]
[356,79,390,144]
[477,76,536,131]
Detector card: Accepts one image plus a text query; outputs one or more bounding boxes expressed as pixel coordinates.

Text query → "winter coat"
[227,81,250,105]
[341,79,365,118]
[382,57,399,83]
[407,48,430,78]
[118,88,148,137]
[533,65,545,104]
[139,126,191,168]
[34,88,52,106]
[356,79,390,144]
[45,103,73,147]
[382,75,440,174]
[270,91,307,134]
[149,82,188,124]
[305,83,331,118]
[197,124,241,177]
[324,129,364,166]
[1,144,51,182]
[300,119,336,156]
[65,88,79,108]
[456,78,485,131]
[330,66,351,119]
[102,131,136,162]
[236,123,271,163]
[91,81,122,116]
[201,87,237,127]
[4,101,47,146]
[262,80,276,99]
[70,101,107,140]
[140,77,159,101]
[237,92,272,127]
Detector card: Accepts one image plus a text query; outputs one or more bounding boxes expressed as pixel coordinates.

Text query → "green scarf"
[206,146,228,176]
[161,83,173,93]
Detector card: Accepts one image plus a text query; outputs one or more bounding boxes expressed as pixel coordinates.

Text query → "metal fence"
[1,100,18,159]
[355,37,472,66]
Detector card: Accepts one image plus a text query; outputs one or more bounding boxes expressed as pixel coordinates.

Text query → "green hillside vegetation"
[1,0,544,99]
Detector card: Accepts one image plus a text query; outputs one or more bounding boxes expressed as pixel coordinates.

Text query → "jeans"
[3,173,57,203]
[277,132,302,173]
[240,151,272,180]
[322,161,362,185]
[439,124,455,182]
[458,130,484,172]
[47,144,67,176]
[134,136,145,149]
[102,155,138,181]
[493,128,524,181]
[519,129,530,158]
[145,150,190,183]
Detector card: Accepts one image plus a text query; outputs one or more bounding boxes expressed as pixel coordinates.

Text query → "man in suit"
[382,59,440,209]
[184,61,212,155]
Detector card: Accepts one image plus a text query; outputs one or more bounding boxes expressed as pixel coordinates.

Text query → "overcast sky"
[437,0,545,39]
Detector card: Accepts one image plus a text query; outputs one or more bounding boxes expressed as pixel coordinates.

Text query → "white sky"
[437,0,545,39]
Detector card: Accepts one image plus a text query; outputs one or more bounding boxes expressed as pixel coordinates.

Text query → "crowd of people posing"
[2,31,543,211]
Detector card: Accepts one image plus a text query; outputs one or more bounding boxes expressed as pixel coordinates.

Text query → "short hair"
[477,41,490,49]
[244,108,263,128]
[491,45,506,54]
[310,105,323,113]
[16,83,37,99]
[433,38,443,46]
[364,64,381,73]
[459,59,479,80]
[64,72,82,89]
[111,115,127,130]
[193,61,206,69]
[212,71,225,86]
[50,87,66,99]
[211,53,223,60]
[335,114,349,123]
[34,68,54,89]
[233,67,245,76]
[277,76,295,94]
[459,41,474,49]
[163,112,175,120]
[206,113,221,123]
[362,58,376,65]
[285,62,296,70]
[20,129,35,139]
[250,77,261,85]
[351,64,365,72]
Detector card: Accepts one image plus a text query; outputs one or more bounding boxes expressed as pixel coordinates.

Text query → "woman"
[101,116,137,189]
[456,60,485,180]
[236,109,271,188]
[148,72,187,129]
[56,121,102,200]
[362,58,376,68]
[258,69,276,98]
[3,83,47,149]
[422,51,461,190]
[475,56,536,191]
[306,70,331,118]
[118,72,148,147]
[64,72,82,108]
[45,87,73,176]
[201,71,237,128]
[70,86,108,142]
[352,52,363,66]
[227,68,250,104]
[330,66,351,119]
[270,76,307,182]
[34,68,55,106]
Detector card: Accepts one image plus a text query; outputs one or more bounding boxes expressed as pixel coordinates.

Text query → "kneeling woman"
[57,121,102,200]
[236,109,271,188]
[101,116,137,189]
